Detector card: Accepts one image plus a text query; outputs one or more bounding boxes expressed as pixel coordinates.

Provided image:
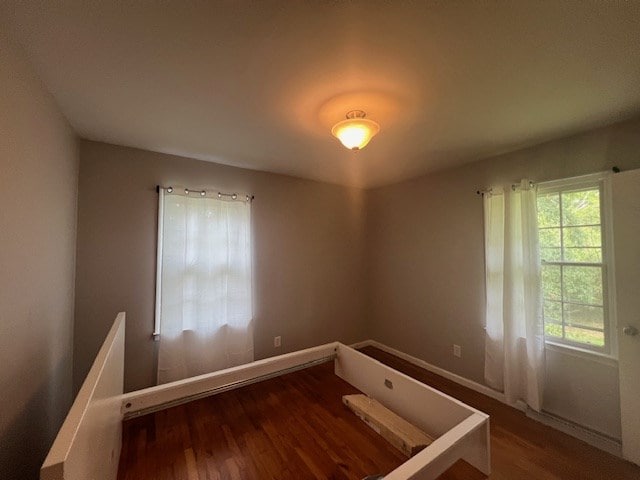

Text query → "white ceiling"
[2,2,640,188]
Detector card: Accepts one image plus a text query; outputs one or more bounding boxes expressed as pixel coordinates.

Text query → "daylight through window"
[537,179,609,352]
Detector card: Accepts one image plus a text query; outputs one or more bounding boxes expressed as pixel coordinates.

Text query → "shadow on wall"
[0,358,72,480]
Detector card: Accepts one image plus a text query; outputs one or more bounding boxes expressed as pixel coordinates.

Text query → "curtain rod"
[156,185,254,201]
[477,181,540,196]
[476,166,620,195]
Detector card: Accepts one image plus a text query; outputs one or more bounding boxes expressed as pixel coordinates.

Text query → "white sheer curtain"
[483,180,545,411]
[156,188,253,384]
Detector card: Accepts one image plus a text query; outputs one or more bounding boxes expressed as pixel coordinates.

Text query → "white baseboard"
[355,339,509,404]
[348,339,375,350]
[353,338,622,457]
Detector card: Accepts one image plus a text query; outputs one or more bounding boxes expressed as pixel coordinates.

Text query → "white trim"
[153,187,164,340]
[602,174,619,358]
[349,339,374,349]
[355,339,623,457]
[545,340,618,367]
[537,171,611,192]
[526,409,622,457]
[355,340,512,407]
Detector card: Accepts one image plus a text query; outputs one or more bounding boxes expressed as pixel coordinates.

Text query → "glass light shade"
[331,117,380,150]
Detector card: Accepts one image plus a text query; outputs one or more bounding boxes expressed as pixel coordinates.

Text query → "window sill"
[544,340,618,367]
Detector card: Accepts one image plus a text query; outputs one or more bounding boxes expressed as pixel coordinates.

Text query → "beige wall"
[74,141,367,392]
[366,117,640,439]
[0,36,79,479]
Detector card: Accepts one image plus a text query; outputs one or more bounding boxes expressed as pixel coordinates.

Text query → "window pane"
[541,266,561,301]
[563,224,602,262]
[564,325,605,347]
[537,193,560,228]
[563,265,603,305]
[543,299,562,323]
[539,228,561,248]
[536,182,608,351]
[540,247,561,262]
[564,247,602,263]
[564,226,601,247]
[545,322,562,339]
[561,189,600,226]
[564,303,604,330]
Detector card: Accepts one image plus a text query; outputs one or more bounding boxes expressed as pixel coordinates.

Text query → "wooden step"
[343,394,434,457]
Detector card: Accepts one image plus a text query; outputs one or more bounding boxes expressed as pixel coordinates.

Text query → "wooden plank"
[336,343,491,477]
[343,394,433,457]
[384,414,488,480]
[335,344,479,437]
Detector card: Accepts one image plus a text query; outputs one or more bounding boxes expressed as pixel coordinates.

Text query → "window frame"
[153,186,254,341]
[536,173,617,358]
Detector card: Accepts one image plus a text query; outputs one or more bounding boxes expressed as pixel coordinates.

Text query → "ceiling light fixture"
[331,110,380,151]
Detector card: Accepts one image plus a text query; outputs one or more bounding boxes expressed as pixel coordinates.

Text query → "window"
[536,176,611,353]
[155,187,254,383]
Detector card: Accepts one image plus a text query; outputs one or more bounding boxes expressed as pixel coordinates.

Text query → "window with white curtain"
[155,187,254,384]
[483,180,545,411]
[482,173,615,411]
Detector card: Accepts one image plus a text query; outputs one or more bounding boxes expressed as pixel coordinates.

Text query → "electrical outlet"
[274,336,281,348]
[453,344,462,358]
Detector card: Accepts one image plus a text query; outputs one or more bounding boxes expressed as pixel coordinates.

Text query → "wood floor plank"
[184,448,198,480]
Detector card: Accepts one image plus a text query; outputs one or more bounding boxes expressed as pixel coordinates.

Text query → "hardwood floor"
[360,346,640,480]
[119,347,640,480]
[118,361,407,479]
